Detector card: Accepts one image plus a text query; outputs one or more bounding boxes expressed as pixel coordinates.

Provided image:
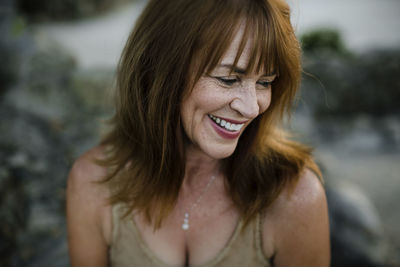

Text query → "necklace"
[182,175,216,230]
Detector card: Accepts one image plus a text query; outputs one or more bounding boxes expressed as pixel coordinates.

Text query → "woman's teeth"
[208,114,244,132]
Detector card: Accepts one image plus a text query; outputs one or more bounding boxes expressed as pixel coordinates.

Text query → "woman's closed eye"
[256,80,273,88]
[213,75,274,88]
[215,76,240,86]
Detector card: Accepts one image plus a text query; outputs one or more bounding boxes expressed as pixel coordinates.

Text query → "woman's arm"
[264,169,331,267]
[66,147,112,267]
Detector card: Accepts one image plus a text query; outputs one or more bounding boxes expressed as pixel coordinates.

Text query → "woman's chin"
[202,143,238,160]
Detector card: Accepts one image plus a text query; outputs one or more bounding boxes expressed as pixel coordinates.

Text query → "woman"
[67,0,330,266]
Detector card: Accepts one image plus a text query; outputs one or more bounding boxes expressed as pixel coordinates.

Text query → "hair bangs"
[254,3,279,77]
[239,5,278,77]
[190,5,243,85]
[191,0,279,85]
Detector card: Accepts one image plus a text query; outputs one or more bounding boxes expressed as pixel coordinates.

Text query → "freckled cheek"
[257,90,272,114]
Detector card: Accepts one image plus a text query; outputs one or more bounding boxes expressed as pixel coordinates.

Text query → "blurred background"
[0,0,399,266]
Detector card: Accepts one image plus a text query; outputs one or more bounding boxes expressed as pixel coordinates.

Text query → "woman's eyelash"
[214,76,274,87]
[257,80,272,87]
[216,77,239,86]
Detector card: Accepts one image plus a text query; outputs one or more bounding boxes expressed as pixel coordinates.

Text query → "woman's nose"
[229,84,259,119]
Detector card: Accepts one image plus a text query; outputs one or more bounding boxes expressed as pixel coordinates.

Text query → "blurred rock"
[0,21,113,265]
[0,150,29,267]
[327,181,388,267]
[3,33,113,147]
[0,103,70,266]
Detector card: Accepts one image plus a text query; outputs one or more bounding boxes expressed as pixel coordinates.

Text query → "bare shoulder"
[277,169,326,213]
[67,146,111,215]
[69,146,108,185]
[263,169,330,266]
[67,146,112,266]
[67,145,111,232]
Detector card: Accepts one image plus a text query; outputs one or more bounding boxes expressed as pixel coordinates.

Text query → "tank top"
[109,203,272,267]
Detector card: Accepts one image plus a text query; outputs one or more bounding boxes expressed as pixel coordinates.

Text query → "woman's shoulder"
[67,145,113,245]
[69,146,108,183]
[273,169,326,214]
[67,146,110,206]
[263,169,330,265]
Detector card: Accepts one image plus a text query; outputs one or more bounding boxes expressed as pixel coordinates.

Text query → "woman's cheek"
[258,89,272,114]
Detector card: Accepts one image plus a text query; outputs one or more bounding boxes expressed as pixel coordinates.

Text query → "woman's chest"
[133,202,241,266]
[110,202,273,267]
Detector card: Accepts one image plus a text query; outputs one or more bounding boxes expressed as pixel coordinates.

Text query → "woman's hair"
[99,0,321,229]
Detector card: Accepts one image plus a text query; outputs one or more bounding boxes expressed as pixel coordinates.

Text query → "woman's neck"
[183,145,223,191]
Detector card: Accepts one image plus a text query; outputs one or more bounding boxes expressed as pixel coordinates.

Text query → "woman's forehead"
[220,25,252,69]
[215,26,273,76]
[195,14,277,79]
[220,47,254,72]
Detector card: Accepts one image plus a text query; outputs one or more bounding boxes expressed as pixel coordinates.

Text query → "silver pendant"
[182,213,189,230]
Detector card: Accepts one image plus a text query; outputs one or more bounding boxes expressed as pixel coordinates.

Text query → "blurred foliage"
[301,49,400,119]
[299,28,400,119]
[10,16,27,36]
[0,15,27,99]
[301,28,351,57]
[16,0,132,21]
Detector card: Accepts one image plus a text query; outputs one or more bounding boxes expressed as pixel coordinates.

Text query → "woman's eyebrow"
[217,64,276,77]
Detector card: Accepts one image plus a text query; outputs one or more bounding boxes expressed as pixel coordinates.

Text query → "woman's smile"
[208,114,246,132]
[208,114,246,139]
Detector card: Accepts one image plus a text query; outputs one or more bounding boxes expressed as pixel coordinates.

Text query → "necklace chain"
[182,175,216,230]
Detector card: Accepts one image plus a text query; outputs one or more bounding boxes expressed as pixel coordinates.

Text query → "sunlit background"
[1,0,399,266]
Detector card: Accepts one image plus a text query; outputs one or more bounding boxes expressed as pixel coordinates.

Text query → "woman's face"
[181,28,276,159]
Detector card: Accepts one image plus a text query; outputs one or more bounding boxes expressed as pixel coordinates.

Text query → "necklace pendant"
[182,221,189,230]
[182,213,189,230]
[180,175,215,231]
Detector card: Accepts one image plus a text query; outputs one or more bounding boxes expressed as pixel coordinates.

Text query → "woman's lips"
[208,116,242,139]
[212,116,248,125]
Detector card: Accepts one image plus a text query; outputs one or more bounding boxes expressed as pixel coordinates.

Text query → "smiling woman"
[181,27,276,159]
[66,0,330,266]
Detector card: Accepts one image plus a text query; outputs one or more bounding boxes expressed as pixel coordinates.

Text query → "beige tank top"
[109,203,272,267]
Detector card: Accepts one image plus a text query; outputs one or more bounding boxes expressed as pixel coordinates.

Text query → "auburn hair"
[98,0,321,229]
